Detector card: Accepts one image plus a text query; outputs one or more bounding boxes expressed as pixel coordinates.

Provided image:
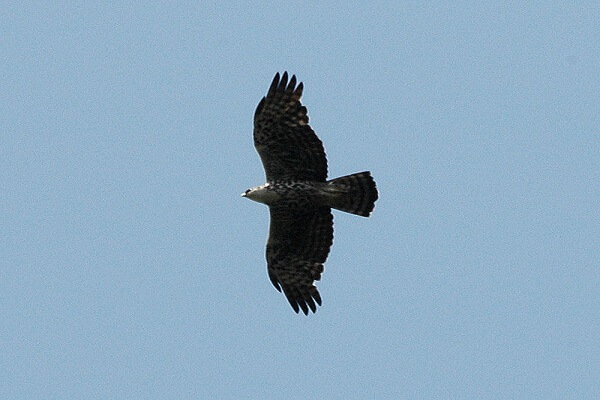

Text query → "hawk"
[242,72,378,315]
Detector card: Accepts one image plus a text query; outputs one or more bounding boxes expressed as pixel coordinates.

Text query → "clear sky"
[2,2,599,399]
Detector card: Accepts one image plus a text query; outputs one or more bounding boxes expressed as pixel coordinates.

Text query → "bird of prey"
[242,72,378,315]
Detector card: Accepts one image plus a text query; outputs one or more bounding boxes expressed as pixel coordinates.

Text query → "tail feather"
[326,172,378,217]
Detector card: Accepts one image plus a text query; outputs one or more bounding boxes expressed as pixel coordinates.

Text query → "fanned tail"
[326,172,378,217]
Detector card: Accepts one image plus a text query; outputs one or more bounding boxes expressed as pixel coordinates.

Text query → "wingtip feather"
[279,71,289,91]
[313,291,322,306]
[295,81,303,97]
[268,73,280,96]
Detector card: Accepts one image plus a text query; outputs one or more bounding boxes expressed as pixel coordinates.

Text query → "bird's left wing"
[266,205,333,315]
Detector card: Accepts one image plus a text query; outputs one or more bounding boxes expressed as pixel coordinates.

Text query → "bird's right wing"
[253,72,328,182]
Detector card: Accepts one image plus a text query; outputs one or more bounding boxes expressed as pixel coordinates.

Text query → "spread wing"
[266,205,333,315]
[254,72,328,182]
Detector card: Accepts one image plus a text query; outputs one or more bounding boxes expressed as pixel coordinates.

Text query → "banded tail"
[326,172,378,217]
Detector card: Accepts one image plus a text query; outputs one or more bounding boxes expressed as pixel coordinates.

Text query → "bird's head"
[241,183,279,205]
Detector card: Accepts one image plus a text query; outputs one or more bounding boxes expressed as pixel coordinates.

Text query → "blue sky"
[2,2,599,399]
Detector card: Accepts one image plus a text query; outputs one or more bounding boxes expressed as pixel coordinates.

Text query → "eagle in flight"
[243,72,378,315]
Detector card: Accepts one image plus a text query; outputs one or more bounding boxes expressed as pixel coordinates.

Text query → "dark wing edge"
[253,72,328,182]
[266,206,334,315]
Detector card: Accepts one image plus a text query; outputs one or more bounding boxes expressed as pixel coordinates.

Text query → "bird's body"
[243,72,378,315]
[245,177,377,214]
[245,181,325,206]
